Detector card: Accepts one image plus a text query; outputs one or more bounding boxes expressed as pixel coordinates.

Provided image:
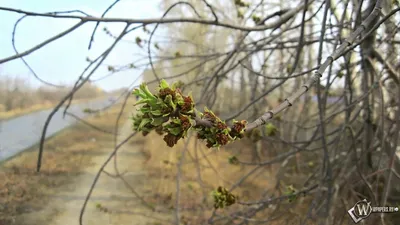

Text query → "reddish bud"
[216,133,229,145]
[163,133,180,147]
[216,122,227,130]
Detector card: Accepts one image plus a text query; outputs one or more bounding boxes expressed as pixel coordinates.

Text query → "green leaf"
[132,88,147,99]
[159,79,169,89]
[210,127,218,134]
[165,95,176,111]
[156,100,168,108]
[140,83,157,100]
[288,194,297,203]
[107,65,115,72]
[139,107,150,114]
[286,64,293,73]
[252,14,261,24]
[147,100,159,108]
[175,93,184,106]
[168,127,182,136]
[207,137,215,144]
[141,126,152,132]
[237,9,244,19]
[151,117,166,126]
[134,98,149,106]
[136,36,142,46]
[139,118,152,130]
[265,123,278,136]
[151,110,163,116]
[228,156,239,165]
[284,185,298,203]
[171,118,181,124]
[172,81,184,89]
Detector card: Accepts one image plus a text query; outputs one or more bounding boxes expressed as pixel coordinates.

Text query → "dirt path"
[20,120,173,225]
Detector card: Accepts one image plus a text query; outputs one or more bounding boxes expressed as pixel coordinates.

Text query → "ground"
[0,99,171,225]
[17,121,172,225]
[1,97,281,225]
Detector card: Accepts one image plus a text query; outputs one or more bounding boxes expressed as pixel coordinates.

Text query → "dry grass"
[0,99,134,224]
[0,75,107,121]
[122,97,324,224]
[0,94,319,224]
[0,97,106,121]
[129,131,286,224]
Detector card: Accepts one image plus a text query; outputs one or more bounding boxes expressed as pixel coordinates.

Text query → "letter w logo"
[356,202,371,216]
[348,199,372,223]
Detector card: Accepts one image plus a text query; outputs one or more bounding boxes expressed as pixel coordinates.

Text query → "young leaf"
[134,98,150,106]
[151,117,166,126]
[132,88,147,99]
[228,156,239,165]
[171,118,181,124]
[237,9,244,19]
[175,93,184,106]
[171,80,184,89]
[107,65,115,72]
[168,127,182,136]
[285,185,298,203]
[159,79,170,89]
[252,15,261,24]
[138,118,152,130]
[136,37,142,47]
[265,123,278,136]
[140,83,157,100]
[151,110,163,116]
[165,95,176,111]
[139,107,150,113]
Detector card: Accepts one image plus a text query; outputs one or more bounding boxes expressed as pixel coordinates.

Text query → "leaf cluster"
[211,186,238,209]
[195,109,247,149]
[234,0,250,7]
[131,80,247,149]
[132,80,195,147]
[284,185,298,203]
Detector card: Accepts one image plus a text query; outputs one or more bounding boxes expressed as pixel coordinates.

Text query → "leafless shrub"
[1,0,399,224]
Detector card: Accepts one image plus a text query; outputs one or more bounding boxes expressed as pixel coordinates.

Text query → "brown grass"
[123,98,324,224]
[0,96,106,121]
[0,75,107,121]
[0,94,319,224]
[129,131,285,224]
[0,99,134,224]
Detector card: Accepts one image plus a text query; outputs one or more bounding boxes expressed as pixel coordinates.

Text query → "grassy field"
[0,99,133,224]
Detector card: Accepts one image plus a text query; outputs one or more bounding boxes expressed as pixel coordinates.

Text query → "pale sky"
[0,0,164,91]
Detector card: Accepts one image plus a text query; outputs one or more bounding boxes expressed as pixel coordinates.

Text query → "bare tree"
[1,0,399,224]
